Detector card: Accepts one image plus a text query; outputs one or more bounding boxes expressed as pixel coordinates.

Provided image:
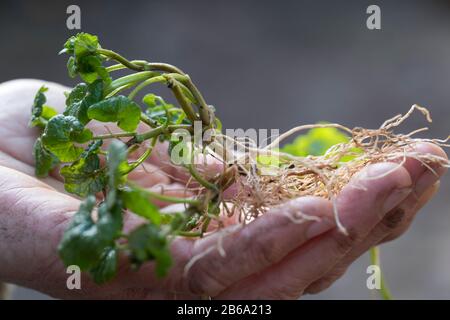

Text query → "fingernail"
[382,187,412,213]
[415,171,440,196]
[306,219,334,240]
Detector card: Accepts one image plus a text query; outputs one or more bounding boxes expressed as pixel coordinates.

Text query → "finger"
[216,162,412,299]
[127,163,171,187]
[303,144,448,293]
[0,79,68,167]
[380,142,447,242]
[304,181,440,294]
[305,182,439,294]
[160,196,336,297]
[0,148,66,192]
[381,180,440,242]
[376,143,447,240]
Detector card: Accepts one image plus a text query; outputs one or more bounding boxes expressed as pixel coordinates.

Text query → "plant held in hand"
[30,32,450,286]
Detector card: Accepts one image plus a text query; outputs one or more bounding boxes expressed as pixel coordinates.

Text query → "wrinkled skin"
[0,79,447,299]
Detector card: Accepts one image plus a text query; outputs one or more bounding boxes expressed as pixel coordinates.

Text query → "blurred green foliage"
[282,126,350,157]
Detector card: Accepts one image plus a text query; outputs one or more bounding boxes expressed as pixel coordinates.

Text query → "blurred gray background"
[1,0,449,299]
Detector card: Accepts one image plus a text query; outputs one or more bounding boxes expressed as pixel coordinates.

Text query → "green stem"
[128,75,166,100]
[106,60,149,72]
[98,47,212,126]
[134,124,193,143]
[166,77,199,123]
[92,132,137,140]
[168,74,211,126]
[97,48,144,71]
[175,231,202,237]
[180,75,211,126]
[93,124,192,143]
[100,47,213,129]
[134,126,165,143]
[105,82,136,99]
[127,73,196,104]
[147,192,200,205]
[105,71,158,95]
[123,137,157,174]
[201,217,211,235]
[144,62,185,75]
[140,113,158,128]
[128,183,200,205]
[369,246,393,300]
[187,163,218,191]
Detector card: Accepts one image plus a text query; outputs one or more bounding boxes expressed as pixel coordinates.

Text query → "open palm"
[0,79,446,299]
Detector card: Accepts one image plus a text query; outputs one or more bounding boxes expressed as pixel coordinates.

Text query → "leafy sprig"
[30,32,219,283]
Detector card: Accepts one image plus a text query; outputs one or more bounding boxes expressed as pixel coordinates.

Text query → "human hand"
[0,79,446,299]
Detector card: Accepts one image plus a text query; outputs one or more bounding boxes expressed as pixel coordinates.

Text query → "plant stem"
[92,132,137,140]
[187,163,218,191]
[180,75,211,126]
[105,71,158,95]
[201,216,211,235]
[175,231,202,237]
[105,82,136,99]
[143,62,185,75]
[100,48,212,127]
[106,60,149,72]
[123,137,157,174]
[128,183,200,205]
[98,48,144,71]
[369,246,393,300]
[168,74,212,126]
[128,75,166,100]
[166,76,199,123]
[134,124,193,143]
[147,192,200,205]
[140,114,158,128]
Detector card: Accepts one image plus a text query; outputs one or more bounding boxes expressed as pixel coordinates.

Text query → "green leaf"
[42,115,93,162]
[33,138,59,177]
[66,83,88,106]
[282,127,350,157]
[77,55,111,84]
[121,188,161,225]
[30,86,58,128]
[60,141,107,197]
[74,33,99,56]
[90,247,118,284]
[97,198,124,242]
[58,195,123,271]
[106,140,129,188]
[63,33,99,57]
[58,196,103,270]
[62,33,111,84]
[128,224,172,277]
[64,80,103,125]
[67,56,77,78]
[88,95,141,132]
[143,94,188,127]
[142,93,158,108]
